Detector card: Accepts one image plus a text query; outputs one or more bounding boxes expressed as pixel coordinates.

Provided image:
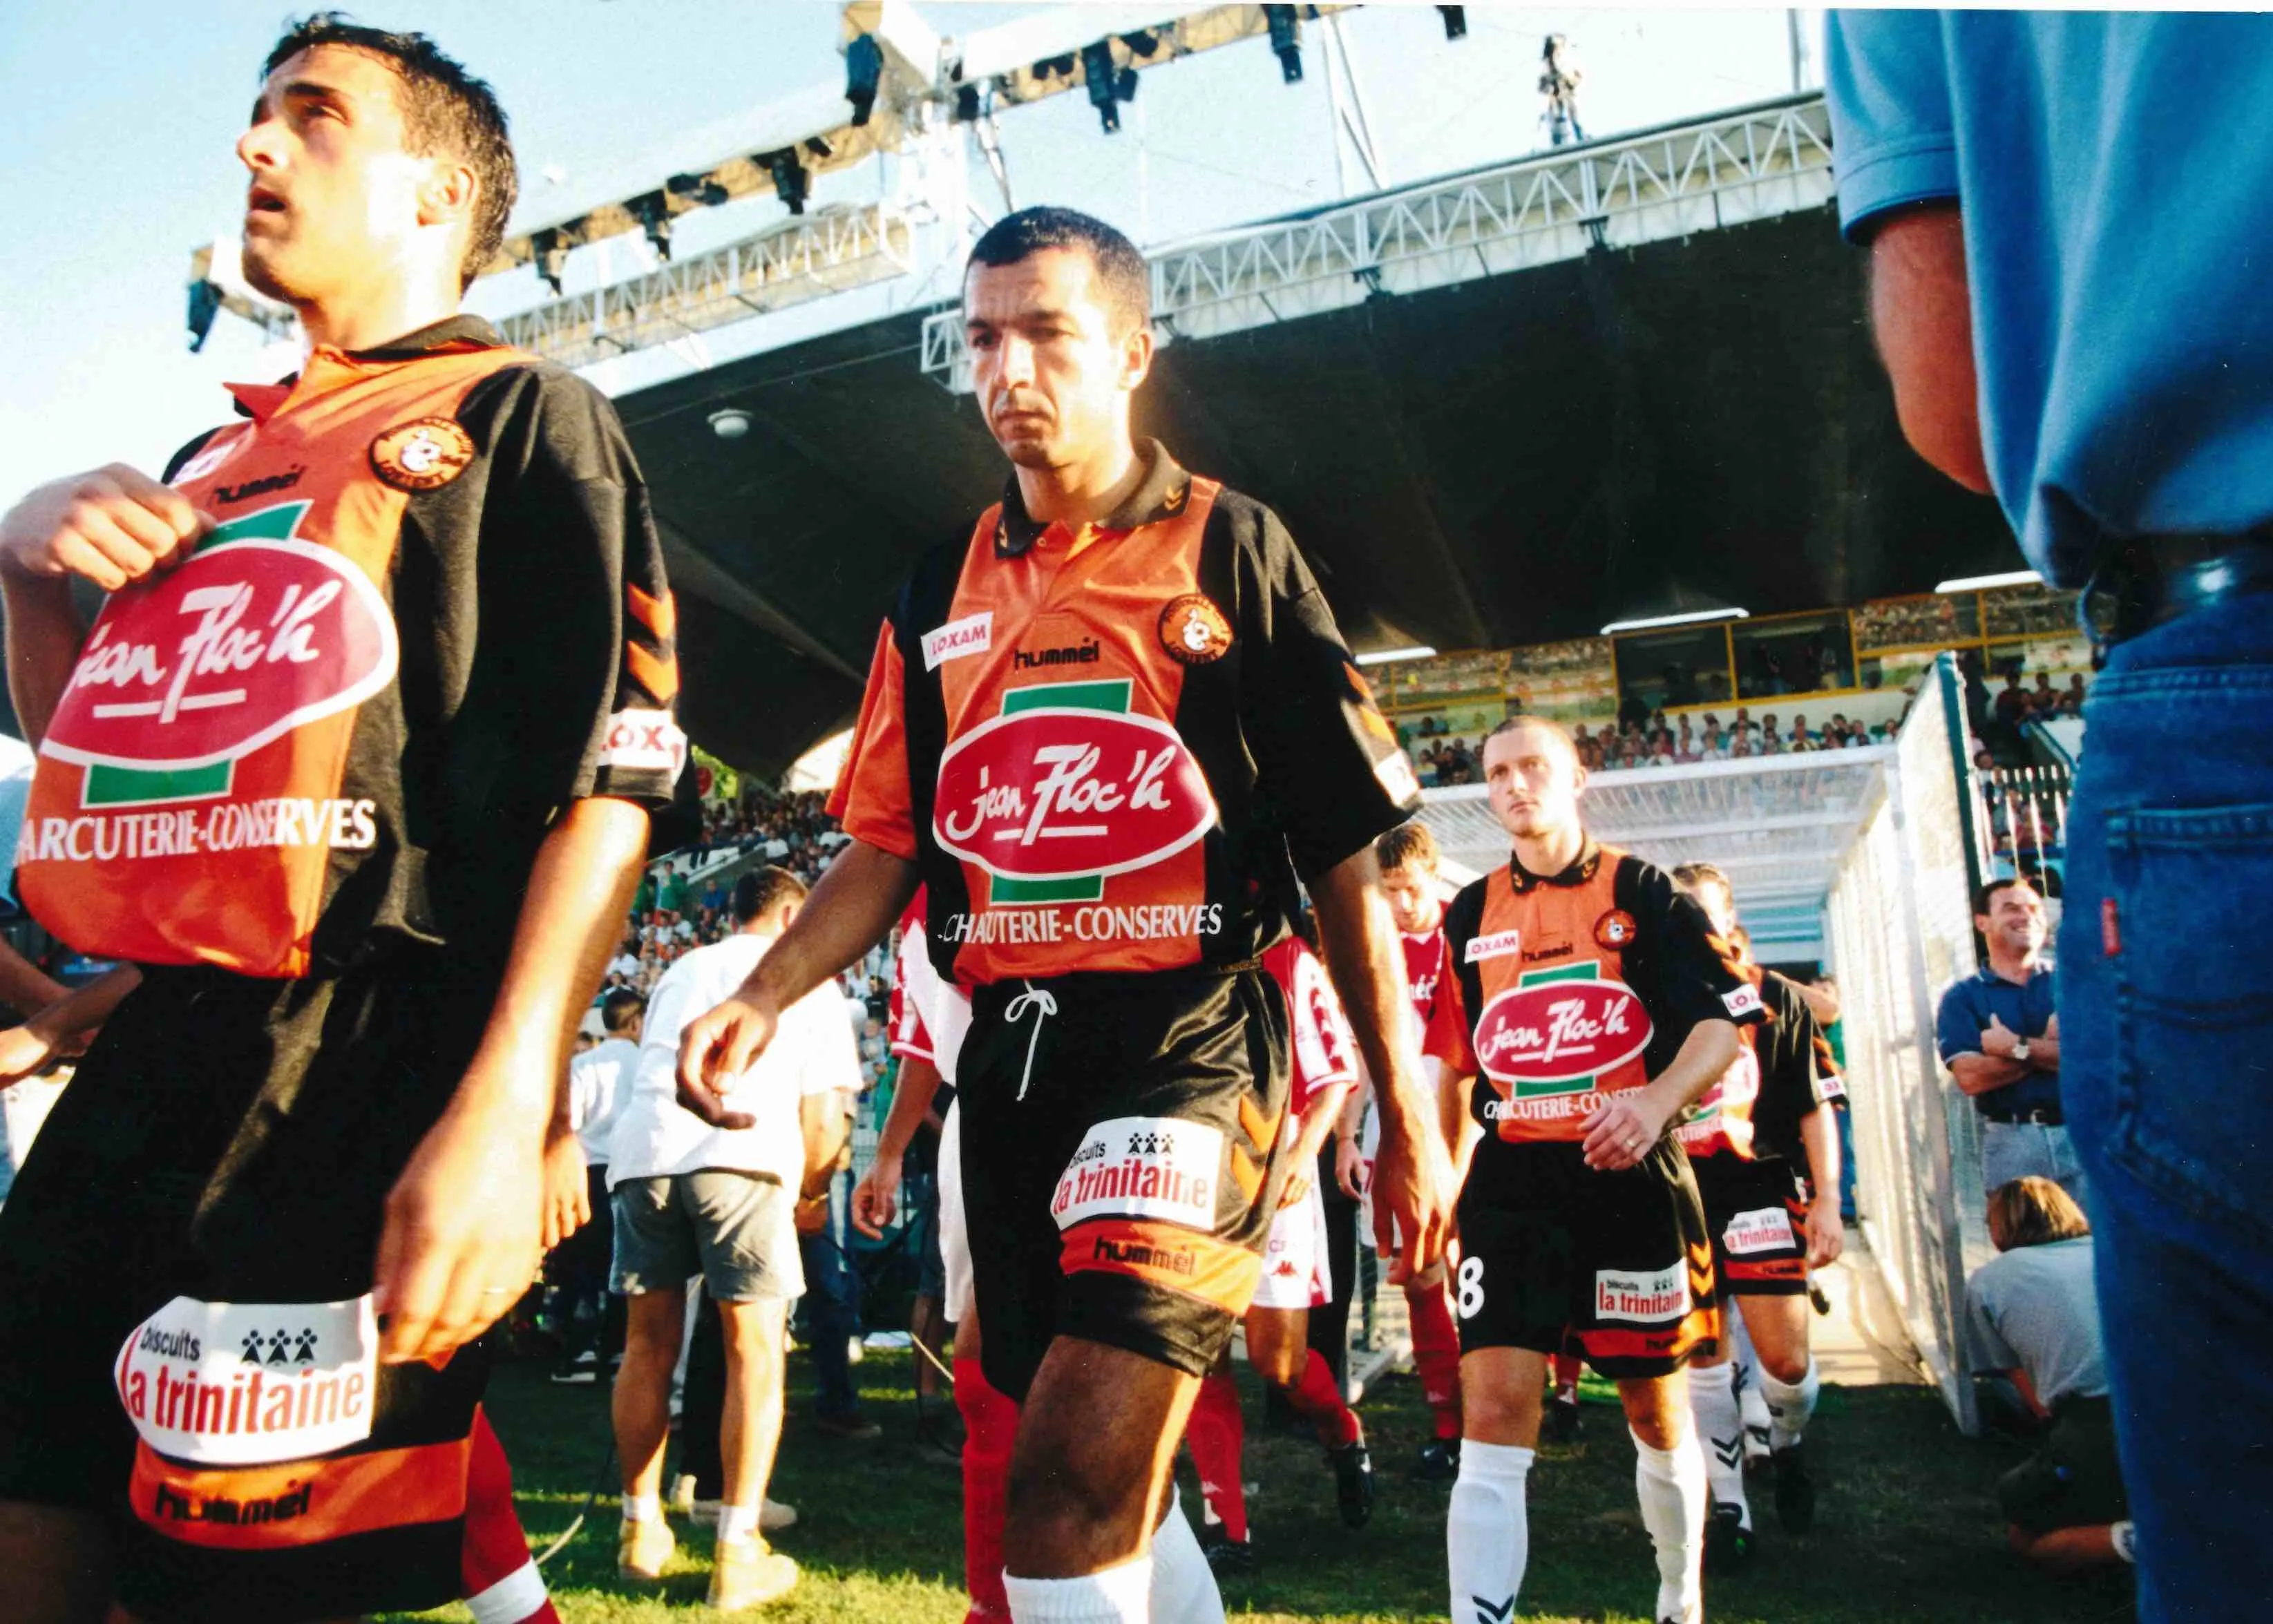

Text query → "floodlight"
[1083,41,1121,133]
[187,278,222,353]
[532,228,569,294]
[1934,570,2043,593]
[1440,8,1468,40]
[767,151,810,216]
[1264,6,1303,82]
[845,32,883,126]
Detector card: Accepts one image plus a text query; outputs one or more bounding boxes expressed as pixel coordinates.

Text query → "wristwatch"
[2010,1040,2032,1062]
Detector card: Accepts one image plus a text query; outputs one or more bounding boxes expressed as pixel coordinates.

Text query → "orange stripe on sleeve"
[625,640,681,703]
[627,582,677,641]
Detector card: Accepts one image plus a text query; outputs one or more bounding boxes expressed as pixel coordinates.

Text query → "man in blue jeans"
[1934,879,2082,1204]
[1828,12,2273,1618]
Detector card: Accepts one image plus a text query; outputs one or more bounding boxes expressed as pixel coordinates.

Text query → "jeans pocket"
[2106,803,2273,1244]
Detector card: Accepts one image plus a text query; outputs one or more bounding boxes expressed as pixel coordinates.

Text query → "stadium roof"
[620,198,2019,777]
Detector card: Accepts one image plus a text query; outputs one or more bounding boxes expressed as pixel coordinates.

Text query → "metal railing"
[1977,764,2073,886]
[923,91,1835,390]
[497,203,917,369]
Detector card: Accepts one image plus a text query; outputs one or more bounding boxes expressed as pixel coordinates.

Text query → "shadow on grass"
[390,1350,2134,1624]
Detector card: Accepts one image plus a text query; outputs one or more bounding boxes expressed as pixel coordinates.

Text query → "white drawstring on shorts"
[1004,981,1058,1100]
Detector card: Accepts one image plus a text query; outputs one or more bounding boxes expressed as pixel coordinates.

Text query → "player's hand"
[1980,1013,2018,1059]
[0,464,212,591]
[1280,1164,1313,1209]
[1581,1091,1669,1172]
[675,991,779,1130]
[373,1093,545,1364]
[1334,1136,1367,1200]
[0,1021,62,1085]
[540,1127,589,1250]
[1805,1197,1845,1270]
[851,1150,902,1239]
[1371,1110,1452,1286]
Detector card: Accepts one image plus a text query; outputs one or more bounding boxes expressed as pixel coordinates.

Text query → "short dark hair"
[600,988,646,1035]
[967,206,1150,336]
[733,866,808,925]
[1376,821,1440,876]
[1485,714,1579,763]
[264,15,517,289]
[1975,876,2037,916]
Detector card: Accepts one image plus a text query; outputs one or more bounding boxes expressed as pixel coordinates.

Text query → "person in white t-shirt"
[607,868,858,1609]
[549,988,646,1384]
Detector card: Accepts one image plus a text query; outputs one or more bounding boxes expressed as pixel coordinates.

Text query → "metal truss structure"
[922,90,1834,390]
[495,203,917,370]
[1418,745,1884,957]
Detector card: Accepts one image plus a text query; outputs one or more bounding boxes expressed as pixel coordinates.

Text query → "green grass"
[386,1350,2135,1623]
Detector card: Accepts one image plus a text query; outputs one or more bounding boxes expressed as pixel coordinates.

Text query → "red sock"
[1552,1351,1584,1396]
[1282,1348,1362,1449]
[461,1410,560,1624]
[1186,1372,1250,1542]
[1406,1278,1465,1442]
[955,1357,1018,1621]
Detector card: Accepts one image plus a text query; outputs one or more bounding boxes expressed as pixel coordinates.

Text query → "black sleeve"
[462,365,687,817]
[1233,498,1421,879]
[1753,973,1832,1155]
[1621,857,1769,1044]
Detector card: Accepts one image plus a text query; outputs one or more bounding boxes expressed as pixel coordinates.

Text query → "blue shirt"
[1935,963,2061,1118]
[1824,12,2273,586]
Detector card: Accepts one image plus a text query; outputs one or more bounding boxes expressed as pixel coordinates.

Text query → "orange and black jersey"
[829,439,1418,987]
[1677,966,1838,1164]
[17,316,685,980]
[1425,840,1765,1145]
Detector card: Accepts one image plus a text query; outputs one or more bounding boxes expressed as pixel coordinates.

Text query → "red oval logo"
[1472,979,1653,1087]
[40,538,398,773]
[933,705,1217,882]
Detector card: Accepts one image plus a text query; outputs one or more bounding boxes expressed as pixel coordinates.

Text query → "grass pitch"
[384,1347,2133,1623]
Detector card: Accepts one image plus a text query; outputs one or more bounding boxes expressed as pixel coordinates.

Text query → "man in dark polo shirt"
[1936,879,2077,1203]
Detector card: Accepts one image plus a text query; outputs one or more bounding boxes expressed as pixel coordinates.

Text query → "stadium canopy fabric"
[615,207,2019,778]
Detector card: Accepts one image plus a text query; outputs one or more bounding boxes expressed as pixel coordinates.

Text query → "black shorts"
[1692,1152,1810,1298]
[1454,1135,1718,1380]
[958,965,1288,1402]
[1999,1396,2129,1534]
[0,950,493,1624]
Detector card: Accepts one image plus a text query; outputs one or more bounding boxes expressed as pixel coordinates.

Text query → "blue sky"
[0,3,1810,503]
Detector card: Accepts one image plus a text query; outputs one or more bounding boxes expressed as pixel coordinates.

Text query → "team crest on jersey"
[368,416,475,492]
[1594,909,1639,950]
[1158,593,1233,665]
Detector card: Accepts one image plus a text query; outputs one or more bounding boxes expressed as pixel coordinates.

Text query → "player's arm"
[0,464,216,744]
[0,962,142,1083]
[377,794,649,1360]
[1582,1018,1740,1171]
[1280,1075,1354,1208]
[854,1051,942,1237]
[677,839,918,1122]
[1313,850,1452,1281]
[377,374,678,1362]
[0,940,70,1023]
[1792,977,1841,1029]
[1800,1102,1845,1268]
[1333,1078,1369,1197]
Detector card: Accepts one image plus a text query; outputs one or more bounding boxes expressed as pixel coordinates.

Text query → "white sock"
[717,1503,760,1542]
[1148,1487,1226,1624]
[622,1491,662,1524]
[1447,1440,1532,1624]
[1005,1553,1152,1623]
[1759,1355,1820,1452]
[1631,1431,1706,1624]
[1686,1360,1750,1529]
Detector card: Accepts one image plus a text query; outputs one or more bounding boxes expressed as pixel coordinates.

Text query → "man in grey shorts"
[604,869,859,1611]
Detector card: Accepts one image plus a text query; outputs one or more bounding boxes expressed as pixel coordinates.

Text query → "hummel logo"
[1711,1435,1744,1469]
[1473,1596,1514,1624]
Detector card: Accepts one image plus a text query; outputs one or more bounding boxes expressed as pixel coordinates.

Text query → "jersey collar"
[1505,838,1602,892]
[993,437,1194,558]
[225,316,506,421]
